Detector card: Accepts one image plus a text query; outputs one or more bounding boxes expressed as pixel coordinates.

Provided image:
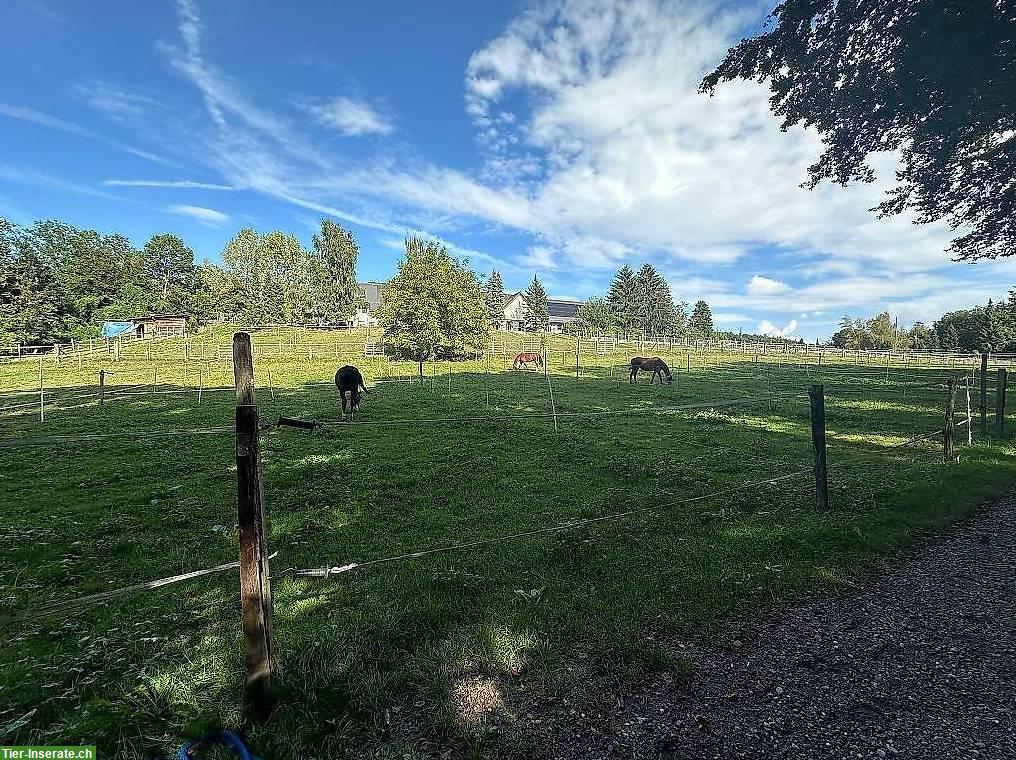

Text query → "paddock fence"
[0,331,1006,719]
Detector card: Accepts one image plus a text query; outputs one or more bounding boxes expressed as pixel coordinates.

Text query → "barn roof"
[548,299,580,319]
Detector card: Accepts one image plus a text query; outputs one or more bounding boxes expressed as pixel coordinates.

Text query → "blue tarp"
[101,321,134,338]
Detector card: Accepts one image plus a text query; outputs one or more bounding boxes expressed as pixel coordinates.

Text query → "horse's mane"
[657,358,671,375]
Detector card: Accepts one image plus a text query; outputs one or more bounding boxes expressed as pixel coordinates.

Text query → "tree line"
[832,295,1016,353]
[0,216,364,345]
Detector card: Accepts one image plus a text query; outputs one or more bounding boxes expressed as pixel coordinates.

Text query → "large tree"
[523,274,549,331]
[633,263,681,336]
[309,219,364,323]
[376,237,488,377]
[143,233,197,314]
[702,0,1016,261]
[606,264,638,336]
[577,297,615,334]
[484,269,506,327]
[222,228,310,325]
[688,300,714,337]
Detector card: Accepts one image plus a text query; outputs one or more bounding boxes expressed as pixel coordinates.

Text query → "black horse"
[335,365,369,418]
[630,357,673,385]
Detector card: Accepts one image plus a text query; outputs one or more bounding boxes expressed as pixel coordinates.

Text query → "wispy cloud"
[0,164,125,201]
[71,81,156,124]
[167,203,229,225]
[305,97,394,137]
[103,179,235,190]
[0,103,93,137]
[0,102,178,167]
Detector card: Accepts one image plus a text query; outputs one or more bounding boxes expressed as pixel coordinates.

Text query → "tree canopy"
[523,275,549,331]
[484,270,506,326]
[689,300,714,337]
[702,0,1016,261]
[375,237,488,376]
[309,220,365,323]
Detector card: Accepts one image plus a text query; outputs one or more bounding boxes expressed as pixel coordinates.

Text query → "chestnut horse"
[630,356,673,384]
[513,351,544,370]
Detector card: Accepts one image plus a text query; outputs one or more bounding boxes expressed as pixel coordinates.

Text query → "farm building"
[130,314,187,339]
[501,293,581,332]
[100,315,188,339]
[352,282,384,327]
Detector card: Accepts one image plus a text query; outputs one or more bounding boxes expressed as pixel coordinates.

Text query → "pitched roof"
[547,299,580,319]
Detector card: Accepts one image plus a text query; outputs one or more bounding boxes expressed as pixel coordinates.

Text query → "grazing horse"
[513,351,544,371]
[630,356,673,385]
[334,365,369,418]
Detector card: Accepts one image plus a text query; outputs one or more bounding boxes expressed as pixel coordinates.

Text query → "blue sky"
[1,0,1013,341]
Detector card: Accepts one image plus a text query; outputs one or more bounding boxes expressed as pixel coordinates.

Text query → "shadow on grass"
[0,362,1011,757]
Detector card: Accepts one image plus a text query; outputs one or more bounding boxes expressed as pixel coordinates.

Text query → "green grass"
[0,329,1011,758]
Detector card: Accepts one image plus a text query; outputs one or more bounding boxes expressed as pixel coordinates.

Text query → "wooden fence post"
[575,334,580,381]
[233,332,274,714]
[980,352,988,438]
[809,384,828,512]
[99,370,105,406]
[997,367,1007,438]
[944,376,957,463]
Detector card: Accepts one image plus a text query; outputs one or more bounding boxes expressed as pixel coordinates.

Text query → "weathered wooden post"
[233,332,274,715]
[944,376,957,463]
[809,384,828,512]
[99,369,105,406]
[997,367,1008,438]
[980,352,988,438]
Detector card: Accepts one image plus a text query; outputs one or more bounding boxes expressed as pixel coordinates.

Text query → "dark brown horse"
[513,351,544,370]
[630,357,673,384]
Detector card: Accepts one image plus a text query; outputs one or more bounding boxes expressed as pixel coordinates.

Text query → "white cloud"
[747,275,791,296]
[306,97,394,137]
[150,0,1016,336]
[167,204,229,225]
[71,81,155,123]
[0,102,177,166]
[104,179,235,190]
[758,319,799,339]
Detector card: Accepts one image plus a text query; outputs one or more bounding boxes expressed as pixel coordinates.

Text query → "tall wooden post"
[809,384,828,512]
[997,368,1008,438]
[944,377,957,463]
[99,370,105,406]
[233,332,274,714]
[980,352,989,438]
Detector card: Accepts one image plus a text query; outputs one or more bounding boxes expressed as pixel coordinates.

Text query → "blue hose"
[176,730,261,759]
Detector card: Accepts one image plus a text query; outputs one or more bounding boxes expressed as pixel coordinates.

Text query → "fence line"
[0,553,279,627]
[293,467,816,581]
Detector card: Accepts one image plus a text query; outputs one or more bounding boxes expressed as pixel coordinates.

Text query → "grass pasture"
[0,327,1012,758]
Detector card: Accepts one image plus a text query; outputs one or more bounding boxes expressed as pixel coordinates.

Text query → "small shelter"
[130,314,188,339]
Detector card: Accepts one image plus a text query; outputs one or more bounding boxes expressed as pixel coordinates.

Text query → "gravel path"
[540,493,1016,759]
